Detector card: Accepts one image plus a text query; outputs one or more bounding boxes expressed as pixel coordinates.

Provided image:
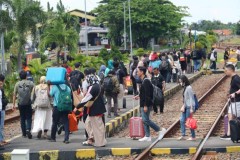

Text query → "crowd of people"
[0,46,239,148]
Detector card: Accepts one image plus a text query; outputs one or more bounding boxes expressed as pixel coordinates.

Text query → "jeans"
[141,107,160,137]
[180,107,195,138]
[106,94,118,116]
[193,59,201,71]
[18,105,32,136]
[0,111,5,142]
[51,107,69,141]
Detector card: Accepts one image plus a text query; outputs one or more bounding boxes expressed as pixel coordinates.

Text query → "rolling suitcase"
[129,99,145,138]
[229,100,240,143]
[46,67,66,84]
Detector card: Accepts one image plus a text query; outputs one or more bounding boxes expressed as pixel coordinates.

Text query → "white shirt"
[0,90,2,111]
[82,80,89,96]
[236,49,240,55]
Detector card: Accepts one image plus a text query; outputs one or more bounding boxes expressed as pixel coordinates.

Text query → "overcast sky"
[39,0,240,24]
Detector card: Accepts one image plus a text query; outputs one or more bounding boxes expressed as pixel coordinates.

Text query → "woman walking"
[31,76,52,139]
[224,48,230,68]
[178,75,196,141]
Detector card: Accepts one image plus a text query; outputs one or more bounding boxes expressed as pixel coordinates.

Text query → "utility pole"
[128,0,133,58]
[84,0,88,56]
[123,2,126,50]
[0,3,5,75]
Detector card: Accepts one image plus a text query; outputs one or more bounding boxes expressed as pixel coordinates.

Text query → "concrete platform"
[1,135,239,160]
[0,73,205,160]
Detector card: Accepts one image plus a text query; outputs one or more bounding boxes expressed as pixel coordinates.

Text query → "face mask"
[180,82,184,87]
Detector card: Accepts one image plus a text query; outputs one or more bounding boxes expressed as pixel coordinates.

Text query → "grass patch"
[223,37,240,44]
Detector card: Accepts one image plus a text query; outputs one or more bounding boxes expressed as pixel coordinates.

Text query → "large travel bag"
[129,99,145,138]
[229,100,240,143]
[46,67,66,84]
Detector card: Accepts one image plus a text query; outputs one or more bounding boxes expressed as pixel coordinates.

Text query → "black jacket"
[139,77,153,107]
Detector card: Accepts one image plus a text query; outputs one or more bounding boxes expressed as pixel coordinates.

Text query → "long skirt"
[32,108,52,133]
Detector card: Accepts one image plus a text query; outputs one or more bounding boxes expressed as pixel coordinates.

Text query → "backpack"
[115,69,121,82]
[18,82,32,106]
[56,85,72,111]
[119,62,128,76]
[34,88,50,108]
[99,72,105,85]
[160,59,169,71]
[192,50,198,59]
[103,77,114,94]
[152,84,163,103]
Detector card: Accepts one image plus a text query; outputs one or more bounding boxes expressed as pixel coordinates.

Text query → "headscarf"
[107,60,114,70]
[40,76,46,84]
[98,65,106,76]
[104,68,110,77]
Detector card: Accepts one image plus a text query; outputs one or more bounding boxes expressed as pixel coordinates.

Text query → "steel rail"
[192,99,230,160]
[135,75,227,160]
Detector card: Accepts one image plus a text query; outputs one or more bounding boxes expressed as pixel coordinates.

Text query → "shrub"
[135,48,145,57]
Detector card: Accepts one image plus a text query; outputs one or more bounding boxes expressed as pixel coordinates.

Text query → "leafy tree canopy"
[92,0,188,48]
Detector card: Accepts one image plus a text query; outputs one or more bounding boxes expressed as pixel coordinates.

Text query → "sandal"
[1,141,9,145]
[82,141,93,146]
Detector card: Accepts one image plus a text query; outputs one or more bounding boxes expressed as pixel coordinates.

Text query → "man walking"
[220,64,240,140]
[151,68,166,114]
[104,70,120,118]
[13,71,35,139]
[47,81,72,144]
[112,61,126,110]
[135,66,166,142]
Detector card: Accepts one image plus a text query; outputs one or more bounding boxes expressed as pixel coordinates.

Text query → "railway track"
[135,74,229,160]
[4,108,20,124]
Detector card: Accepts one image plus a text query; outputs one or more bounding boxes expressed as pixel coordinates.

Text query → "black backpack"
[103,77,114,94]
[192,50,198,59]
[160,59,169,71]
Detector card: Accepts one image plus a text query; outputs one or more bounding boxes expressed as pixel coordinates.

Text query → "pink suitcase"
[129,100,145,138]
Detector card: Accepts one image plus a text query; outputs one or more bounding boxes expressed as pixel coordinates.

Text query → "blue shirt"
[50,84,71,107]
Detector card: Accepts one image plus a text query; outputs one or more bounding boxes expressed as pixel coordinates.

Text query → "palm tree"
[39,18,79,65]
[0,0,44,71]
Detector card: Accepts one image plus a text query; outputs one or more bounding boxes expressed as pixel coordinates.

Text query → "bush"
[99,46,128,65]
[135,48,145,57]
[4,73,19,102]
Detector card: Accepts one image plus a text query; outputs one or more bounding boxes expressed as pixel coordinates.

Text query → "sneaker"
[37,130,42,139]
[220,135,231,140]
[63,140,70,144]
[187,137,196,141]
[26,131,32,139]
[178,136,186,140]
[107,115,111,118]
[158,128,167,140]
[58,125,64,135]
[138,136,151,142]
[48,138,56,142]
[114,114,120,117]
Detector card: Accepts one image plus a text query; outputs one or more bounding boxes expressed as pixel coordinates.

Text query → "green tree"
[236,21,240,35]
[0,0,44,71]
[39,19,79,64]
[93,0,187,48]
